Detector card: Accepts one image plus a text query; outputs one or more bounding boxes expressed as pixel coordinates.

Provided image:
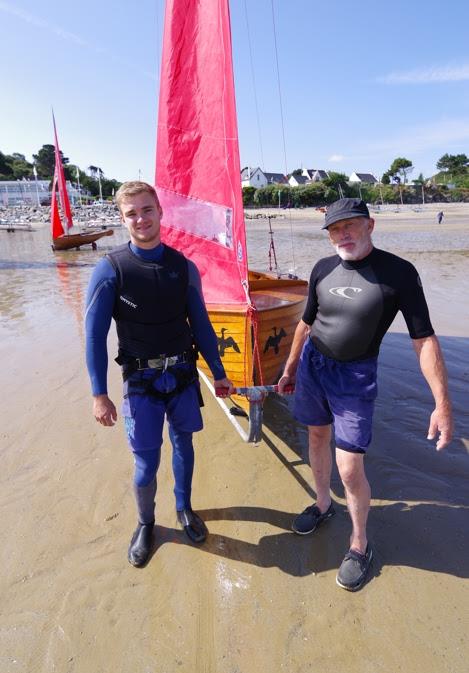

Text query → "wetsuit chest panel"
[311,263,383,361]
[108,244,192,358]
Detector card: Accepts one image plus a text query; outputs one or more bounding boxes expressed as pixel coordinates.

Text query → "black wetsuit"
[303,247,434,362]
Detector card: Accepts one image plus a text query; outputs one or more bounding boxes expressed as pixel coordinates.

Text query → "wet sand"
[1,207,468,672]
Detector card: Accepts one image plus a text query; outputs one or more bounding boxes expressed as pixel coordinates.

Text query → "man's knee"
[308,424,331,447]
[335,449,366,489]
[134,451,160,487]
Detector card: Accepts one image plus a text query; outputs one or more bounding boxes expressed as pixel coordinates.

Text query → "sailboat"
[155,0,308,441]
[50,113,114,251]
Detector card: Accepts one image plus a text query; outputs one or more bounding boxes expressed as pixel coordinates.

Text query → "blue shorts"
[121,366,203,452]
[294,339,378,453]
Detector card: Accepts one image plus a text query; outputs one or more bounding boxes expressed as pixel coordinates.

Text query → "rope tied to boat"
[242,279,264,388]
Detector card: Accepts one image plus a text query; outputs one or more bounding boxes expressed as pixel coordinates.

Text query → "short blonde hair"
[115,181,160,211]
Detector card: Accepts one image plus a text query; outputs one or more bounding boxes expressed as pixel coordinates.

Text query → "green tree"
[412,172,425,185]
[10,156,33,179]
[33,144,69,178]
[242,186,256,206]
[0,151,14,178]
[323,171,351,197]
[389,157,413,184]
[436,153,469,175]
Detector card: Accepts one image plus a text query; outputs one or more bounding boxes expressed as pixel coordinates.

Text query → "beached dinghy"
[50,113,114,251]
[155,0,307,441]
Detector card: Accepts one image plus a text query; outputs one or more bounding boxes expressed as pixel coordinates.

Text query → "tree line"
[243,154,469,207]
[0,145,121,200]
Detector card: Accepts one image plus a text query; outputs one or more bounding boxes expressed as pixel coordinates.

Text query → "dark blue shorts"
[121,366,203,452]
[294,339,378,453]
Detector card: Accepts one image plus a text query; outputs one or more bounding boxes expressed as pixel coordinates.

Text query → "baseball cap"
[322,197,370,230]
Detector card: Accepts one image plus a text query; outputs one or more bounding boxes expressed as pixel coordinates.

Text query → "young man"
[85,181,233,567]
[278,197,453,591]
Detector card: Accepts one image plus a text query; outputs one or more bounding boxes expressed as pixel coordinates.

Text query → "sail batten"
[155,0,249,306]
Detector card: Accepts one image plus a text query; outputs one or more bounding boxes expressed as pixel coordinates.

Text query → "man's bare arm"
[277,320,310,393]
[412,335,453,450]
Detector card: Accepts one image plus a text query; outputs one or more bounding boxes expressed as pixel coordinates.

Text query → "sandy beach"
[1,205,468,672]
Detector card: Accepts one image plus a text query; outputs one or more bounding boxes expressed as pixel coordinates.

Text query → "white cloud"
[0,1,87,46]
[378,64,469,84]
[328,154,345,163]
[0,1,157,81]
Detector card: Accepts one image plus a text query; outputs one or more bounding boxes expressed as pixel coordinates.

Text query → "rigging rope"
[270,0,297,276]
[243,0,265,174]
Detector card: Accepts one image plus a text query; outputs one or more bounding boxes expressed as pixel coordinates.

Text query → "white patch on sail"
[158,187,234,249]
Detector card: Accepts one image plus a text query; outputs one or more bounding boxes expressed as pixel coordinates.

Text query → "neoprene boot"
[127,520,154,567]
[177,509,208,543]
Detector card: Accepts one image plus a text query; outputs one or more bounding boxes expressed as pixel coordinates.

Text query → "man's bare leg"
[335,448,370,554]
[308,425,333,512]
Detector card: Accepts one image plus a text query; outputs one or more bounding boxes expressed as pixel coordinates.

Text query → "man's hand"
[214,377,235,398]
[93,394,117,427]
[277,373,295,395]
[427,401,453,451]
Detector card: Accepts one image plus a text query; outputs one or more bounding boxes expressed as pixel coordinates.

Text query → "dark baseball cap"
[322,197,370,229]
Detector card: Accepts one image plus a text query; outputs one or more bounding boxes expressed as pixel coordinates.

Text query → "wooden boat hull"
[199,270,308,410]
[52,229,114,251]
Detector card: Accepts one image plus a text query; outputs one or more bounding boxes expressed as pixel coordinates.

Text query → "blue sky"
[1,0,469,183]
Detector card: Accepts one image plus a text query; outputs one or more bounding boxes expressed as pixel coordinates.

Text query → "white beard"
[333,237,373,261]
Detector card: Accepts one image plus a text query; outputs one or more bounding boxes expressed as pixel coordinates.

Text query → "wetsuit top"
[85,242,226,395]
[303,247,434,362]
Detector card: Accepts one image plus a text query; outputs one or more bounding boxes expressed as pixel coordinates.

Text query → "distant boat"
[155,0,308,440]
[50,113,113,251]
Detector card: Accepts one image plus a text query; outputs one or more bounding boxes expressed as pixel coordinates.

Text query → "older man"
[279,197,453,591]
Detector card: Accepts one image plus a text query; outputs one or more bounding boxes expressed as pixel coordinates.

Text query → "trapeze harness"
[107,243,202,403]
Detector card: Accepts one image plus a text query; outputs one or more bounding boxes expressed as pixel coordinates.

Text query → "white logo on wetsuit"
[329,287,363,299]
[120,295,137,308]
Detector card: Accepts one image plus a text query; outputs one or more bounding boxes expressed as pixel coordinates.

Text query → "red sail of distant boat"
[155,0,249,306]
[52,111,73,230]
[51,169,65,239]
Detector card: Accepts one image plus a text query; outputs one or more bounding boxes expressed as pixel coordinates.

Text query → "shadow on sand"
[149,332,469,581]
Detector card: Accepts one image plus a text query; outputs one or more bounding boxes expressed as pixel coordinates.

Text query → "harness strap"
[123,365,199,402]
[116,349,197,382]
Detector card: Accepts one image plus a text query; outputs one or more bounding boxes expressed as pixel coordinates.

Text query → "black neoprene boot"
[127,521,154,567]
[176,509,208,543]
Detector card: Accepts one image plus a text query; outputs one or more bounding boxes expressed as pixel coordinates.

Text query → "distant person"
[437,211,444,224]
[279,197,453,591]
[85,181,233,567]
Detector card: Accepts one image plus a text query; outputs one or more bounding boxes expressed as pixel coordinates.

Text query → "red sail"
[51,170,65,239]
[155,0,249,306]
[52,111,73,230]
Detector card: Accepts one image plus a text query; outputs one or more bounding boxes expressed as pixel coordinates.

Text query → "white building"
[288,174,309,187]
[0,179,88,206]
[301,168,329,182]
[241,167,288,188]
[0,180,50,206]
[348,172,378,184]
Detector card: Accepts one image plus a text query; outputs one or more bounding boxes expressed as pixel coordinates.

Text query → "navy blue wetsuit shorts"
[294,338,378,453]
